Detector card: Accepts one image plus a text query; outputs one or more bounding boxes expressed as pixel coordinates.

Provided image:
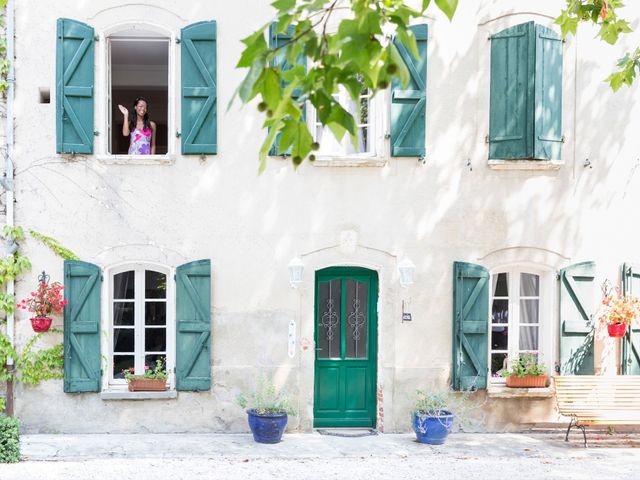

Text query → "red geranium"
[17,280,68,317]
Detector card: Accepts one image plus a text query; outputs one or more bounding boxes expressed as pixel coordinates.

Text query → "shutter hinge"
[384,133,391,140]
[94,35,99,42]
[100,274,104,281]
[485,135,489,144]
[176,37,181,44]
[556,271,561,281]
[176,131,181,138]
[561,135,565,143]
[174,274,176,281]
[94,131,100,136]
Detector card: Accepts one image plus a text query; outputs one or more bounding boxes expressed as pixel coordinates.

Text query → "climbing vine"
[0,226,78,412]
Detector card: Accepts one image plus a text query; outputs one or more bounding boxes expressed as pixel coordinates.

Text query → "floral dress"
[128,127,152,155]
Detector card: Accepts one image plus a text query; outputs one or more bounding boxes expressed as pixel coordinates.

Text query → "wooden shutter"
[452,262,489,390]
[181,21,217,154]
[56,18,94,154]
[63,260,101,393]
[489,22,535,160]
[390,24,427,157]
[268,24,306,156]
[534,25,563,161]
[559,262,595,375]
[176,259,211,391]
[622,263,640,375]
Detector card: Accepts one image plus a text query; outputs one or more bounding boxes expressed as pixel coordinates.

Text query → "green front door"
[314,267,378,428]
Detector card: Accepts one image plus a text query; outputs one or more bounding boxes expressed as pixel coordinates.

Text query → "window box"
[128,378,167,392]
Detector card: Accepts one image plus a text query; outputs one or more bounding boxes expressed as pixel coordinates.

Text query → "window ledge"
[101,390,177,401]
[487,384,555,399]
[97,154,175,165]
[488,159,563,171]
[311,156,388,167]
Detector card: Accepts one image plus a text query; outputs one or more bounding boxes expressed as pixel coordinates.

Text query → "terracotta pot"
[505,375,548,388]
[127,378,167,392]
[30,317,52,333]
[607,322,627,338]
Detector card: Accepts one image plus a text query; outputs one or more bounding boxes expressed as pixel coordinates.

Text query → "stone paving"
[1,431,639,479]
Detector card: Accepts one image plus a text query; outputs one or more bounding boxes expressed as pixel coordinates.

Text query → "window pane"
[114,271,134,299]
[492,273,508,297]
[318,279,341,359]
[520,299,539,324]
[491,299,509,323]
[145,354,166,372]
[145,327,166,352]
[145,270,167,299]
[519,326,539,350]
[113,302,134,326]
[345,280,368,359]
[491,353,508,376]
[361,126,368,152]
[520,273,539,296]
[113,328,134,352]
[113,355,134,379]
[491,326,508,350]
[145,302,166,325]
[359,96,368,124]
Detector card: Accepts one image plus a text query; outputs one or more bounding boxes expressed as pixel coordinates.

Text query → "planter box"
[127,378,167,392]
[505,375,548,388]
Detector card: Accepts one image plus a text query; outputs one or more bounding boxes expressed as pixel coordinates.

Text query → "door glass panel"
[491,352,508,376]
[491,299,509,323]
[113,302,134,325]
[520,299,539,324]
[519,326,539,350]
[491,325,508,350]
[113,328,134,352]
[145,302,166,325]
[345,280,368,359]
[318,279,341,359]
[145,327,166,352]
[520,273,539,296]
[492,272,508,296]
[145,270,167,299]
[114,271,135,299]
[113,355,134,379]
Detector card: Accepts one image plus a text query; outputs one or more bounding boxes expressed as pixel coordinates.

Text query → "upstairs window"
[488,22,563,161]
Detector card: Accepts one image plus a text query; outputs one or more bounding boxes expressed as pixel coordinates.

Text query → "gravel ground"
[1,432,639,480]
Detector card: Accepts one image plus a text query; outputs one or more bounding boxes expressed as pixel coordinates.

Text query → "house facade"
[4,0,640,433]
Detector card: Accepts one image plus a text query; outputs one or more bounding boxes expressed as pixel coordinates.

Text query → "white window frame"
[488,265,554,383]
[307,88,388,165]
[96,22,177,164]
[103,262,176,391]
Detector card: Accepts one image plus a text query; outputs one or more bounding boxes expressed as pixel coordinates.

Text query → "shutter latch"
[93,131,99,136]
[176,131,181,138]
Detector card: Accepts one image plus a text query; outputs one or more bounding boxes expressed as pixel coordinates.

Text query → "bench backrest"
[555,375,640,421]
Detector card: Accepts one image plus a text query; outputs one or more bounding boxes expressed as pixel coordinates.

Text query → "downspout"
[4,0,15,416]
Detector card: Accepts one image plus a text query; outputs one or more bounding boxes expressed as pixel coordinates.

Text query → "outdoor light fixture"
[288,257,304,289]
[398,257,416,288]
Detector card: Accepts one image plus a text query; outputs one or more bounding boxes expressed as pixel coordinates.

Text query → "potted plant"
[596,284,640,338]
[411,390,455,445]
[124,358,167,391]
[499,353,548,388]
[17,271,67,333]
[236,376,296,444]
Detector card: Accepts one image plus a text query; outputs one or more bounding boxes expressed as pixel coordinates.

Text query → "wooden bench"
[554,375,640,446]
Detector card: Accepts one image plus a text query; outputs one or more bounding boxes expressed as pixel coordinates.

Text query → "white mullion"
[134,267,144,374]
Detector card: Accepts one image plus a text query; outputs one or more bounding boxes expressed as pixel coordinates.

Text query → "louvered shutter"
[63,260,101,393]
[390,24,427,157]
[56,19,94,154]
[559,262,595,375]
[181,21,217,154]
[176,259,211,391]
[452,262,489,390]
[534,25,563,161]
[268,24,306,156]
[622,263,640,375]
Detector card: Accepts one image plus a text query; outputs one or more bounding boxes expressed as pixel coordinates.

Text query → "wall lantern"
[288,257,304,289]
[398,257,416,288]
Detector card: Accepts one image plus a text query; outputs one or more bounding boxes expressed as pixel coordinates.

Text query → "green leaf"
[237,30,268,68]
[262,68,281,108]
[434,0,458,21]
[259,119,284,173]
[271,0,295,12]
[396,27,419,60]
[389,42,410,89]
[238,58,266,103]
[421,0,432,12]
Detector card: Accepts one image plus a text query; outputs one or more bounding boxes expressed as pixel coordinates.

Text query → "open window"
[108,29,169,155]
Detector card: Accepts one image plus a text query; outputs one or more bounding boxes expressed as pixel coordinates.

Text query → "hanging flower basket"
[30,316,53,333]
[607,322,627,338]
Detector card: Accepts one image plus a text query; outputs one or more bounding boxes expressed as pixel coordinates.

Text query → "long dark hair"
[128,97,151,133]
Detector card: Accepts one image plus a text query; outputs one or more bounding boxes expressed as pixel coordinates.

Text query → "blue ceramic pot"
[247,409,288,444]
[412,410,454,445]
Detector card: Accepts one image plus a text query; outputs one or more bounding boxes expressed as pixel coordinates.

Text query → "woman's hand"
[119,105,130,137]
[118,104,128,116]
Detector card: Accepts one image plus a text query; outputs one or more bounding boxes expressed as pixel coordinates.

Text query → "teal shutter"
[452,262,489,390]
[534,25,563,160]
[559,262,595,375]
[176,259,211,391]
[181,21,217,155]
[622,263,640,375]
[56,18,94,154]
[489,22,535,160]
[63,260,101,393]
[390,24,427,157]
[268,24,306,156]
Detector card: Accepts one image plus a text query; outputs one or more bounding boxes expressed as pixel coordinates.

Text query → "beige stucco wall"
[7,0,640,433]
